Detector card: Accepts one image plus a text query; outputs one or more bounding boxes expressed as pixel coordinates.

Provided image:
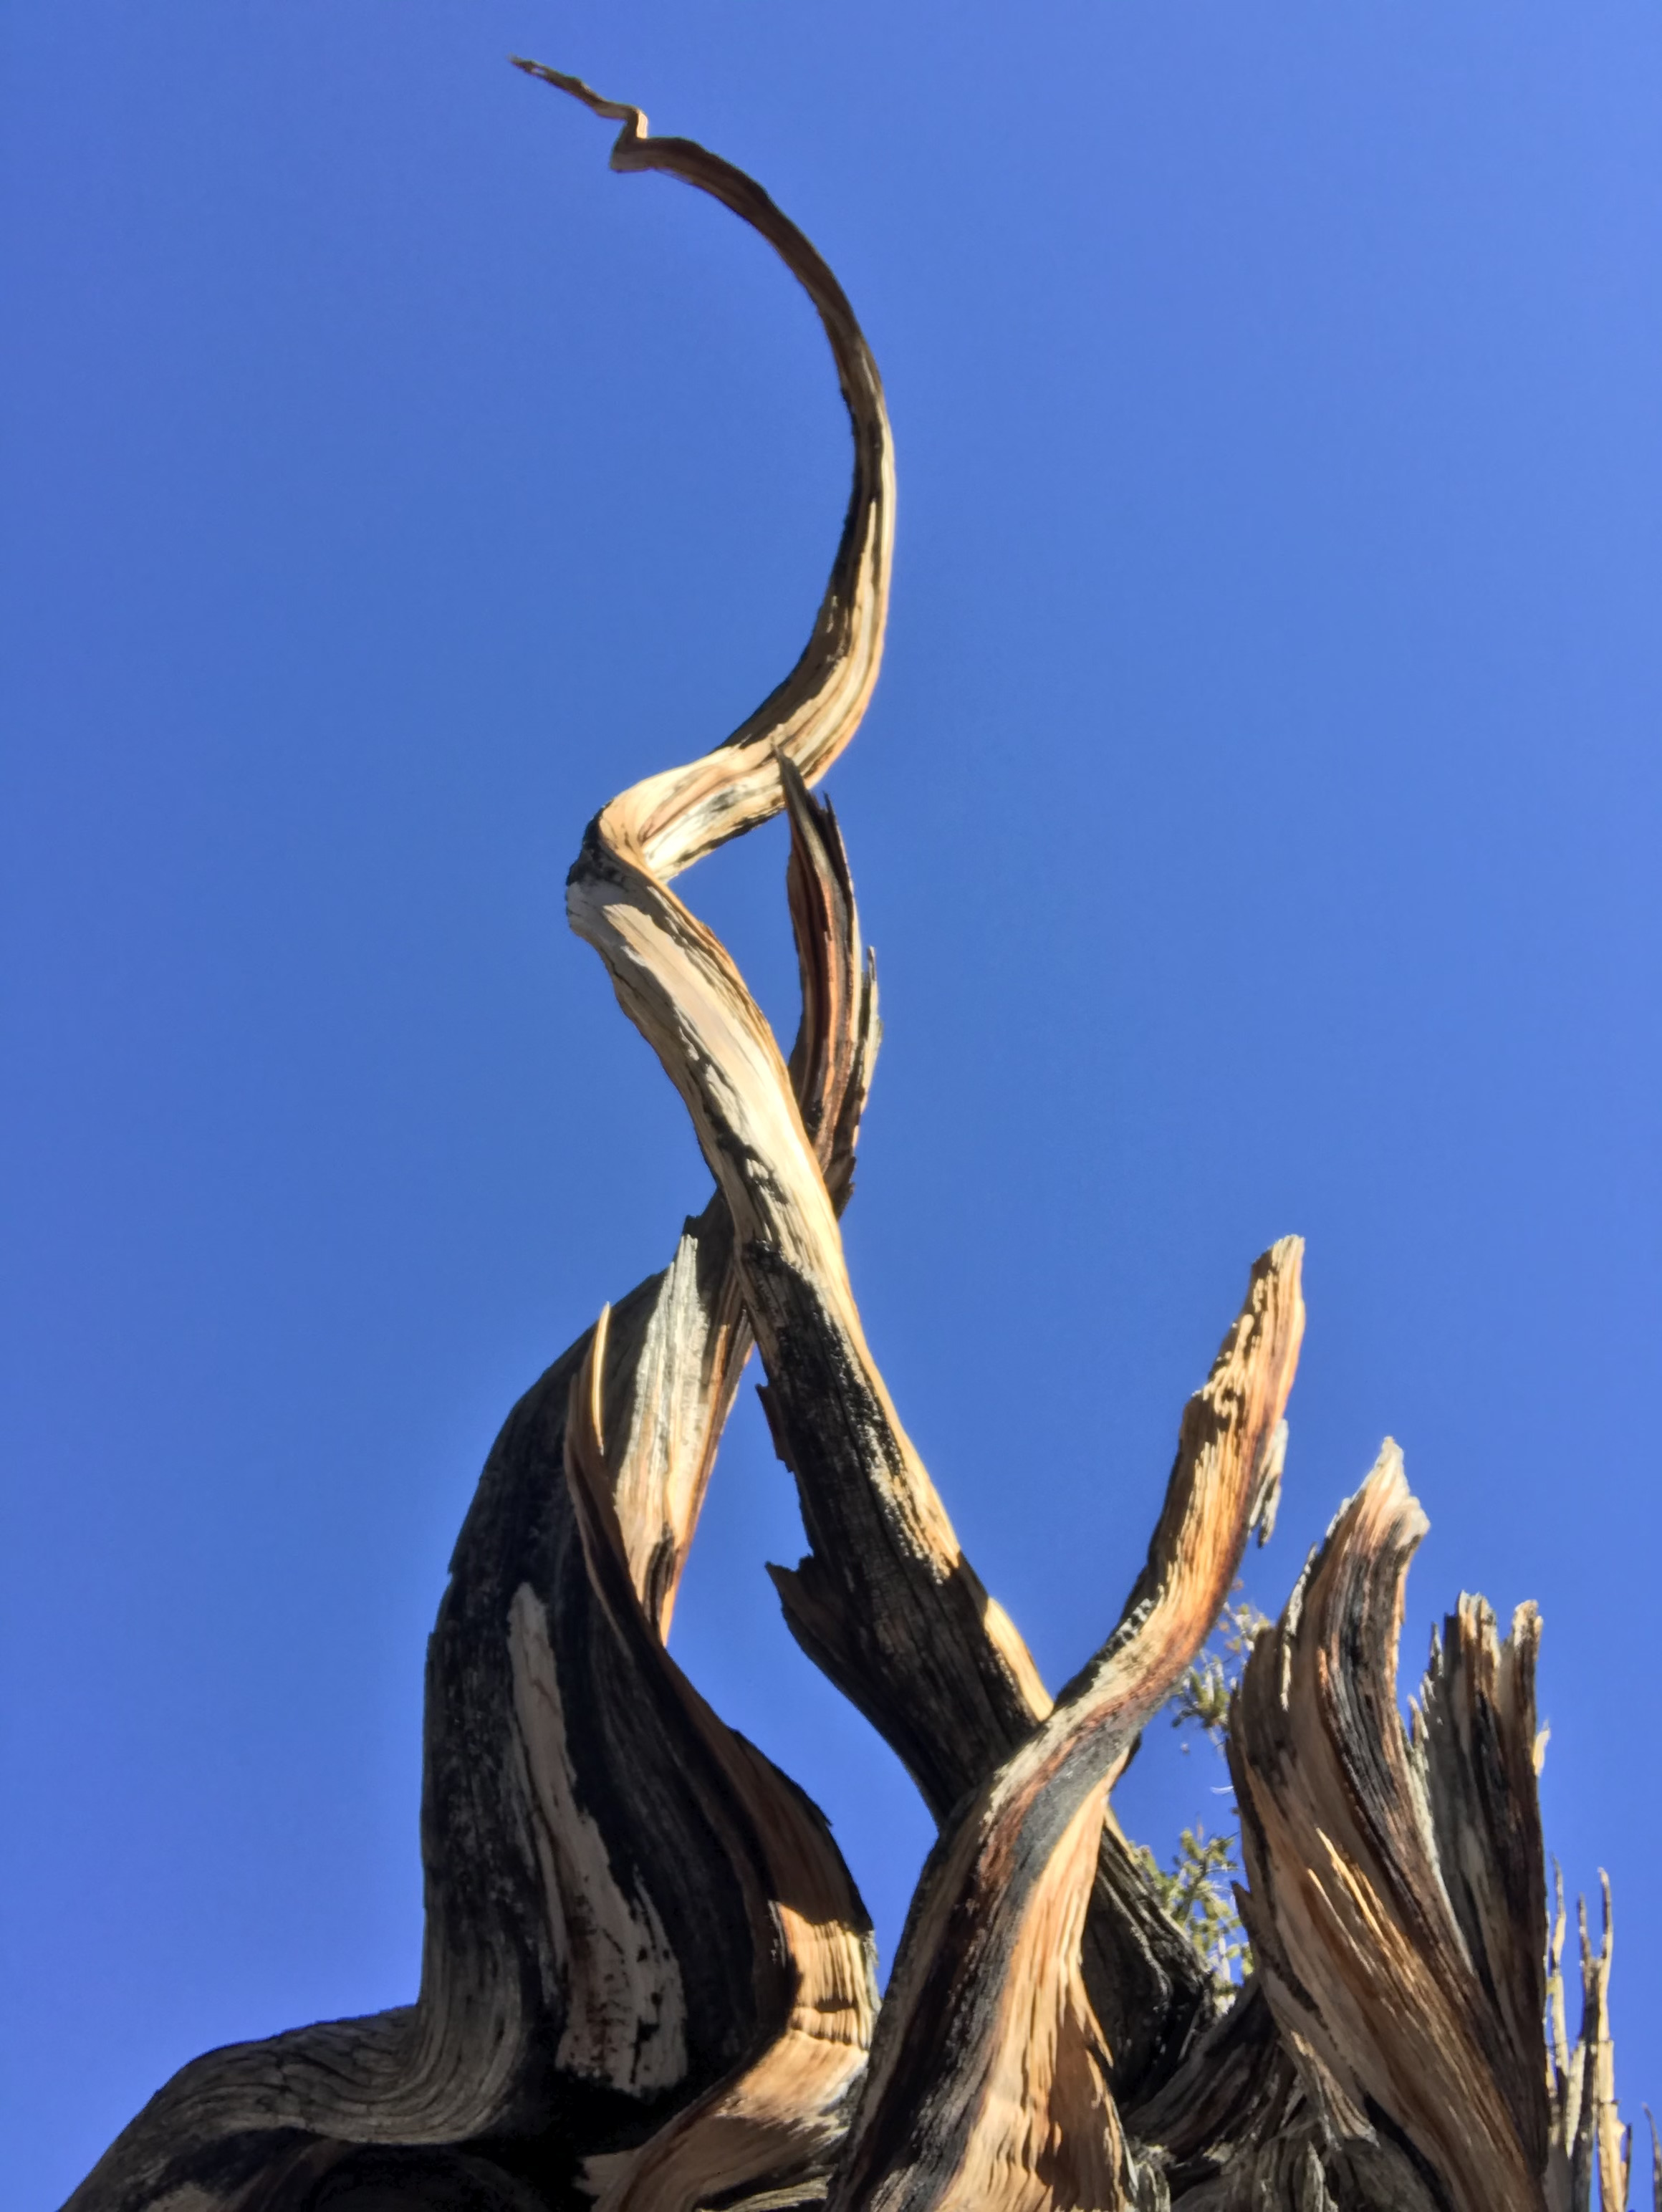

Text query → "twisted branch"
[60,63,1647,2212]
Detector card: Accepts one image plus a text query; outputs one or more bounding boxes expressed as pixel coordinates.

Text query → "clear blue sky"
[4,5,1658,2204]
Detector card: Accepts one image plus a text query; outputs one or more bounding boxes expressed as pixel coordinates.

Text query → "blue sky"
[3,4,1658,2203]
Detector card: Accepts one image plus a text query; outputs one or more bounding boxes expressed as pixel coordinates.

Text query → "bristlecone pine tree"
[66,64,1653,2212]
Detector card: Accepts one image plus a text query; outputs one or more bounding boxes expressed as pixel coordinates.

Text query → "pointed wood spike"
[516,57,894,881]
[825,1240,1303,2212]
[1229,1448,1554,2212]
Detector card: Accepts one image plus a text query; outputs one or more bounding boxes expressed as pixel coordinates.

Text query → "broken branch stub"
[1229,1448,1552,2211]
[60,62,1647,2212]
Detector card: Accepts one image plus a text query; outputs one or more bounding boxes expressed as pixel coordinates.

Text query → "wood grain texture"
[63,877,876,2212]
[559,1311,877,2212]
[825,1242,1303,2212]
[64,83,890,2208]
[1545,1870,1635,2212]
[509,61,894,887]
[1229,1446,1552,2212]
[59,61,1650,2212]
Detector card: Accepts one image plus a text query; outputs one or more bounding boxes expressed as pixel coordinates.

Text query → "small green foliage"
[1137,1586,1272,1999]
[1133,1826,1249,1999]
[1167,1594,1271,1754]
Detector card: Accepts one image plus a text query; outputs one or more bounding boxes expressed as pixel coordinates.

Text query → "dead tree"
[64,67,1650,2212]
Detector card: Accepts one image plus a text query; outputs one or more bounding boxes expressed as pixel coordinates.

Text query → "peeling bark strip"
[62,62,1651,2212]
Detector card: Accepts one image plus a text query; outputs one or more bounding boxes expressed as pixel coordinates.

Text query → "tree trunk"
[62,65,1648,2212]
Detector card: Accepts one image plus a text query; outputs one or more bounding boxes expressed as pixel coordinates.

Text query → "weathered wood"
[66,350,886,2212]
[61,60,1651,2212]
[559,1309,876,2212]
[825,1244,1302,2212]
[548,92,1214,2110]
[1123,1982,1310,2203]
[1546,1869,1633,2212]
[1229,1447,1550,2211]
[65,800,880,2212]
[509,60,895,883]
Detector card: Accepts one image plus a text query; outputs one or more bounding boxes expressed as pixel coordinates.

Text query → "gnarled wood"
[61,59,1650,2212]
[1229,1446,1551,2212]
[549,87,1213,2097]
[1547,1869,1634,2212]
[826,1242,1302,2212]
[509,60,894,885]
[560,1309,876,2212]
[66,84,893,2208]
